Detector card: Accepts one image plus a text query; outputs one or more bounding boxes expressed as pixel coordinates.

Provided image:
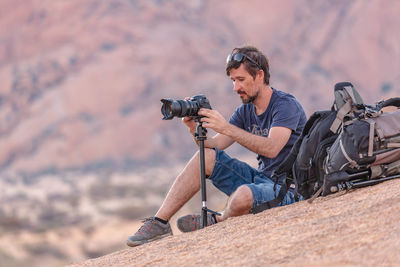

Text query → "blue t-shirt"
[229,88,307,178]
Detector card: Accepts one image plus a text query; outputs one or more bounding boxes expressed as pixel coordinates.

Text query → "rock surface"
[69,179,400,266]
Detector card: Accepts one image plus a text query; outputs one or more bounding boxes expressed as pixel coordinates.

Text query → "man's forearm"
[222,124,280,158]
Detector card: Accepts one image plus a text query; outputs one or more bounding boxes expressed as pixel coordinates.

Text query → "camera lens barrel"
[178,100,200,117]
[161,99,199,120]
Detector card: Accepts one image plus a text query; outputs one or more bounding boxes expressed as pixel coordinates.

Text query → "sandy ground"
[68,179,400,266]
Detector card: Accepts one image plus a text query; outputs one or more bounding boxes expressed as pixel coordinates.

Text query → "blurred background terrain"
[0,0,399,266]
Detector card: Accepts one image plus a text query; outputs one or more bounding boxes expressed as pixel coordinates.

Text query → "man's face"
[229,64,262,104]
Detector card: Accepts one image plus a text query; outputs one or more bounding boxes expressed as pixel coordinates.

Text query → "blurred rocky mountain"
[0,0,399,266]
[0,0,399,177]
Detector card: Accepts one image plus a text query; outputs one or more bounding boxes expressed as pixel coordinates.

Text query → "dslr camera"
[161,94,212,120]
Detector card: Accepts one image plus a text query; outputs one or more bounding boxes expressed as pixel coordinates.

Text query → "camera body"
[161,94,212,120]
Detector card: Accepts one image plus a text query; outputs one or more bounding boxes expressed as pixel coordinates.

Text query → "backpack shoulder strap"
[333,82,364,109]
[330,101,352,133]
[330,82,364,133]
[250,175,290,214]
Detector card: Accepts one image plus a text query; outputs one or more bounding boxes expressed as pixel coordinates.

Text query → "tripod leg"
[199,139,208,227]
[196,122,221,228]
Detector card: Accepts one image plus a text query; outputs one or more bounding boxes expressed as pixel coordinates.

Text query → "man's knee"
[193,148,216,176]
[230,185,253,212]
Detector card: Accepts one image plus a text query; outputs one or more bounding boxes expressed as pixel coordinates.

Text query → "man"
[126,46,307,247]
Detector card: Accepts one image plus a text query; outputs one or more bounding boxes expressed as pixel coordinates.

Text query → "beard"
[239,90,259,104]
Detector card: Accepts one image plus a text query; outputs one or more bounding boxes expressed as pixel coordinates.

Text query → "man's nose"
[233,82,240,92]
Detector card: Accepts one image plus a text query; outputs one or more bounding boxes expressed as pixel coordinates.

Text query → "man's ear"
[257,69,264,81]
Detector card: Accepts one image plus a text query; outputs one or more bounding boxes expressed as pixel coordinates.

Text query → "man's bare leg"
[155,148,216,221]
[176,182,254,233]
[217,185,253,222]
[127,148,216,247]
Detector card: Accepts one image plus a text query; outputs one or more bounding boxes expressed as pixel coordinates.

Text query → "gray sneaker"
[177,214,217,233]
[126,217,172,247]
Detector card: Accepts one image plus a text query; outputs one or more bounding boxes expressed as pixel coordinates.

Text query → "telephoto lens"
[161,95,211,120]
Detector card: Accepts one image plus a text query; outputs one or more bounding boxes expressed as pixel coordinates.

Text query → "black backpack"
[251,82,367,213]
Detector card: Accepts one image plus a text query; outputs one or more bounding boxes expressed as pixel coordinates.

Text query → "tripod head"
[194,121,207,141]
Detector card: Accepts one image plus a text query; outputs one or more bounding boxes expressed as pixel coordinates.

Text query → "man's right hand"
[182,116,197,134]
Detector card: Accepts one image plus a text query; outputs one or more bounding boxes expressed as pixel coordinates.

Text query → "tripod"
[329,172,400,193]
[194,120,221,228]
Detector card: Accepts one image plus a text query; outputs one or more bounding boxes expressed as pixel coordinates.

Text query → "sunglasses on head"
[226,52,262,69]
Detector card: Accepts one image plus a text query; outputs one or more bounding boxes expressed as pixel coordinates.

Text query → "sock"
[155,217,168,224]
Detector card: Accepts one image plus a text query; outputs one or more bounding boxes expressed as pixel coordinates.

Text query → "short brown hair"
[226,46,270,85]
